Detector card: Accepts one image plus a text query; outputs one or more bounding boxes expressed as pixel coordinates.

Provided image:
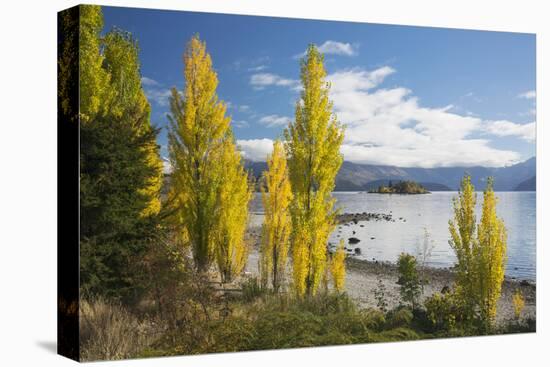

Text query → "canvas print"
[57,4,536,362]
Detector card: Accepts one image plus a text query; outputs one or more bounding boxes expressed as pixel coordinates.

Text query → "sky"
[102,6,536,169]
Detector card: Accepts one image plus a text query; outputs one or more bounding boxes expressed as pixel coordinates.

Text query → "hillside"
[514,176,536,191]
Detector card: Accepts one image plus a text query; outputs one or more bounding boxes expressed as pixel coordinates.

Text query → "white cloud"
[517,90,536,117]
[236,138,274,161]
[141,76,160,87]
[328,66,395,94]
[259,114,292,127]
[239,105,251,113]
[144,88,172,106]
[325,66,528,167]
[250,73,299,90]
[484,120,535,142]
[162,157,172,174]
[248,65,267,72]
[232,120,249,128]
[141,76,172,106]
[295,41,358,58]
[518,90,536,99]
[318,41,357,56]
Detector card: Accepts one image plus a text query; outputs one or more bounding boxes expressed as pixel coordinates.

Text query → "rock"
[354,248,362,255]
[520,279,531,286]
[352,231,356,235]
[360,224,364,227]
[370,237,375,240]
[348,237,361,244]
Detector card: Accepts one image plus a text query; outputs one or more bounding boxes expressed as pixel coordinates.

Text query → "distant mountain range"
[244,157,536,192]
[514,175,536,191]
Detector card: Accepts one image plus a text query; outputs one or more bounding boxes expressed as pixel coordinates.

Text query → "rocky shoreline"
[245,214,536,325]
[344,257,536,323]
[336,212,394,224]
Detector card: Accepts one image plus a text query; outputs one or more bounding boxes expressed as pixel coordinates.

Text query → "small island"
[369,180,430,194]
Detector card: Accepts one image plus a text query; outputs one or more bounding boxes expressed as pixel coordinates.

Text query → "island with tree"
[369,180,430,194]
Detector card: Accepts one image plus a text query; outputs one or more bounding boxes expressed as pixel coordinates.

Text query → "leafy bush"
[386,307,414,329]
[371,327,420,342]
[423,292,458,332]
[397,253,421,308]
[512,289,525,320]
[363,309,386,331]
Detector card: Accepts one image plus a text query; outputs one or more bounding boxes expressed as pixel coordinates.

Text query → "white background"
[0,0,547,365]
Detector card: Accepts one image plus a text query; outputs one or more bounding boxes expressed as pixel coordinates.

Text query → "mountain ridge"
[244,157,536,192]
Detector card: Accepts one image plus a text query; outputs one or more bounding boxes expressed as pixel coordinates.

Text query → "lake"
[250,191,536,280]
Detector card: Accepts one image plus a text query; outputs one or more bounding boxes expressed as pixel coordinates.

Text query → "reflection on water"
[250,192,536,280]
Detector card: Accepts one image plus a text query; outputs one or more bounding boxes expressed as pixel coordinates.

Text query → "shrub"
[397,253,421,308]
[512,289,525,320]
[371,327,420,342]
[423,292,457,332]
[363,309,386,331]
[386,307,414,329]
[240,277,265,302]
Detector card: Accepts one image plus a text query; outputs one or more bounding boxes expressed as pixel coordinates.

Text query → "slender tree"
[330,240,346,292]
[475,177,507,328]
[260,140,293,291]
[168,35,231,272]
[449,175,508,329]
[214,135,253,283]
[285,45,345,296]
[448,174,477,317]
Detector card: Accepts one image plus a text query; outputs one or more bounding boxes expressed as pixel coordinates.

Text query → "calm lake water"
[250,192,536,280]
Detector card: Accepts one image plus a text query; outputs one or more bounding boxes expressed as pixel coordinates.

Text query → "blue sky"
[102,6,536,168]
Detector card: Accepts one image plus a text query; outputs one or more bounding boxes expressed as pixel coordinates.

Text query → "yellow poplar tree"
[102,29,162,217]
[214,136,253,283]
[448,174,478,317]
[285,45,345,297]
[168,35,231,272]
[78,5,110,123]
[475,177,507,327]
[260,140,293,292]
[330,240,346,292]
[449,175,508,328]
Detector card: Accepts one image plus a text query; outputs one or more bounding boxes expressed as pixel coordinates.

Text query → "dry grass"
[79,298,162,361]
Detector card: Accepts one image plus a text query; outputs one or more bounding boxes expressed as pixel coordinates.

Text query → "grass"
[79,297,164,361]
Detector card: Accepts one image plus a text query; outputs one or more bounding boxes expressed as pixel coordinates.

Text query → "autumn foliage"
[285,45,345,296]
[260,140,293,292]
[168,35,251,280]
[449,175,507,328]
